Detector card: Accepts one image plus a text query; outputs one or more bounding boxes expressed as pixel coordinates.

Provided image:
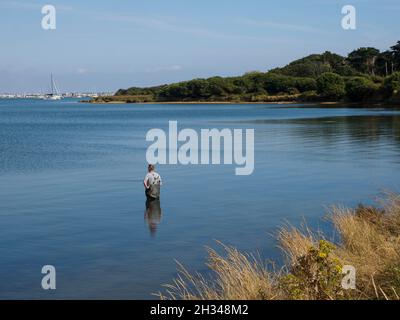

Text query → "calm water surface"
[1,99,400,299]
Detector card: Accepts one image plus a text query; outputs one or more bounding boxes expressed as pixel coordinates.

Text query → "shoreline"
[82,100,398,108]
[86,100,303,105]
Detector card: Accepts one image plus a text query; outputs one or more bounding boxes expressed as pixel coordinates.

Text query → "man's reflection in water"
[145,198,162,236]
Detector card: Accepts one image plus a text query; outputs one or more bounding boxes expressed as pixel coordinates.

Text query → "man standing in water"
[144,164,162,201]
[144,164,162,236]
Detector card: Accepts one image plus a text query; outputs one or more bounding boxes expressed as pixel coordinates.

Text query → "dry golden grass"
[157,242,278,300]
[330,193,400,299]
[277,224,315,264]
[159,194,400,300]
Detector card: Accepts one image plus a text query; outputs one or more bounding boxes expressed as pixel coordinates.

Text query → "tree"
[271,53,336,78]
[186,79,210,99]
[345,77,378,102]
[383,72,400,98]
[243,72,269,94]
[347,47,380,75]
[321,51,346,70]
[316,73,345,99]
[391,41,400,71]
[376,51,394,76]
[294,78,317,92]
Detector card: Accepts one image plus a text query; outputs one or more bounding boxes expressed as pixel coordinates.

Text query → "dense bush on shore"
[158,194,400,300]
[92,95,154,103]
[316,72,346,100]
[101,41,400,104]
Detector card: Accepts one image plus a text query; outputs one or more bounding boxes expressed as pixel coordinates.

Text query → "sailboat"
[44,74,62,100]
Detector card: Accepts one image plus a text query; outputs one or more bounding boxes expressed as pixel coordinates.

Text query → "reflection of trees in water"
[296,115,400,145]
[275,115,400,148]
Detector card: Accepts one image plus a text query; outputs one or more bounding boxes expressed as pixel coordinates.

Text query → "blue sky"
[0,0,399,93]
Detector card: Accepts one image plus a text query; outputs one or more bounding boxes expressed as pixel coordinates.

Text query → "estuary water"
[1,99,400,299]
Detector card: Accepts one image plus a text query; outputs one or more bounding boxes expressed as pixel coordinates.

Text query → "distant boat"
[44,74,62,100]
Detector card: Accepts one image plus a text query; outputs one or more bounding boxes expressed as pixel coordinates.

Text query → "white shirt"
[144,171,162,188]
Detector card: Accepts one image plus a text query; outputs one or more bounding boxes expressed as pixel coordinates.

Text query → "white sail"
[44,74,62,100]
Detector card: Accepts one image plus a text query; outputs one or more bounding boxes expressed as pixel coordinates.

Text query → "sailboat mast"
[43,73,62,100]
[51,73,54,95]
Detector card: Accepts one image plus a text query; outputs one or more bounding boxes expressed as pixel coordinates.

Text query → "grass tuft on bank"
[158,193,400,300]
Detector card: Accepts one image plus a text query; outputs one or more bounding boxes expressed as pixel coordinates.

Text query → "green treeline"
[106,41,400,104]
